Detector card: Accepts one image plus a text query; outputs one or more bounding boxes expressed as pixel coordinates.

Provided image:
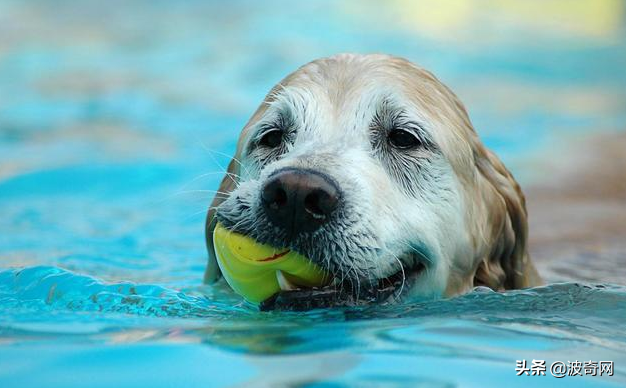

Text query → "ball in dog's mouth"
[212,222,331,304]
[213,222,425,310]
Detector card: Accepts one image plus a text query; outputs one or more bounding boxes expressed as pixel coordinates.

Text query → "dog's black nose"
[261,168,339,236]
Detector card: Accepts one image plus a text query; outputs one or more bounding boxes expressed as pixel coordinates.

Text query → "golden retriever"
[204,54,541,308]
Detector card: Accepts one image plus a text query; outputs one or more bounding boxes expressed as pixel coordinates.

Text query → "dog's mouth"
[216,212,429,310]
[260,259,426,311]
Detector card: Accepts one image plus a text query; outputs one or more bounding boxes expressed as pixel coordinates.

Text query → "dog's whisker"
[182,207,217,222]
[200,146,247,171]
[200,144,240,187]
[397,241,433,266]
[380,247,407,302]
[181,171,241,188]
[198,142,251,179]
[173,189,232,196]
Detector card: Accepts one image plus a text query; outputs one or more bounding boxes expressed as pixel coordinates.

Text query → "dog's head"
[205,54,540,303]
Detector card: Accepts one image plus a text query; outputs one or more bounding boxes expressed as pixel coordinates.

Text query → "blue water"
[1,1,625,387]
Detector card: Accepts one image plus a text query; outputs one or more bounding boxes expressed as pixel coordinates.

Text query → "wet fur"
[205,54,541,302]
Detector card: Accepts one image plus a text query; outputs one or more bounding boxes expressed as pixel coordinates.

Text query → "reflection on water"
[0,1,625,387]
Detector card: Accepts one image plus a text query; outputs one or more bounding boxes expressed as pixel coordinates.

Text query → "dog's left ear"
[203,157,240,283]
[472,144,541,290]
[202,85,281,284]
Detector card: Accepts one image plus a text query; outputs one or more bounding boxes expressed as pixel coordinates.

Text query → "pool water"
[1,1,625,387]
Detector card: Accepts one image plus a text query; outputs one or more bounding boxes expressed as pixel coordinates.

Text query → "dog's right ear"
[203,157,240,283]
[472,145,542,290]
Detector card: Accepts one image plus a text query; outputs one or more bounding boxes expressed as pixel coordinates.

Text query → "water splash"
[0,266,245,319]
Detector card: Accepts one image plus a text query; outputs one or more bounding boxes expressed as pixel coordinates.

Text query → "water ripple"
[2,266,625,355]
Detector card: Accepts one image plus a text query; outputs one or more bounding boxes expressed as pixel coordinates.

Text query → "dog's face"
[206,54,540,305]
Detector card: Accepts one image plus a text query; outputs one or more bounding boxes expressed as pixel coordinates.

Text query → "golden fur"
[205,54,541,297]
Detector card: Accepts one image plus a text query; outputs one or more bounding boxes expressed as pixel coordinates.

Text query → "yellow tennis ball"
[213,222,331,304]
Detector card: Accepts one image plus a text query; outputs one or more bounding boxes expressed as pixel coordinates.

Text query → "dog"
[204,53,541,308]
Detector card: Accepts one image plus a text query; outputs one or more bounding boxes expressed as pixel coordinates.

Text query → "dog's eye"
[259,129,283,148]
[388,129,421,149]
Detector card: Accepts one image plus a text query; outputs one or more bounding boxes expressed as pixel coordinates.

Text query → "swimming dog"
[205,54,541,308]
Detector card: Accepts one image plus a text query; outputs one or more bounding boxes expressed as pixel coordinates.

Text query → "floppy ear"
[473,146,541,290]
[203,158,240,283]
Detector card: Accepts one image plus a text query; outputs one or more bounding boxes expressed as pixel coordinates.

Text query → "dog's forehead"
[274,55,467,133]
[238,54,474,170]
[280,55,421,113]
